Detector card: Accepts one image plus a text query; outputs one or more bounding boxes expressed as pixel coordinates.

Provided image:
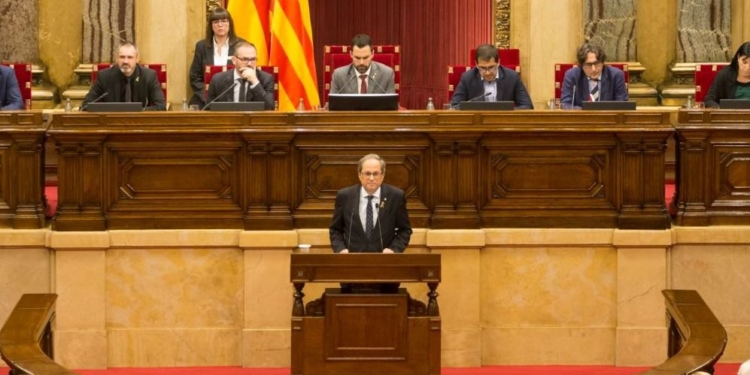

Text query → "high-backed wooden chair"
[447,65,472,101]
[1,62,32,109]
[695,63,729,103]
[203,65,279,102]
[468,48,521,74]
[92,63,168,101]
[322,45,401,104]
[553,62,629,100]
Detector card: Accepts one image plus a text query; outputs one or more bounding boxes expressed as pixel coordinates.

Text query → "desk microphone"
[375,201,384,251]
[468,92,491,102]
[368,73,389,94]
[346,209,355,251]
[334,72,359,94]
[80,92,109,111]
[201,78,241,111]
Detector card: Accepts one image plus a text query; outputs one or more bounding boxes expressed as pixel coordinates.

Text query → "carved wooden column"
[53,136,107,231]
[674,131,709,226]
[243,134,294,230]
[429,133,481,229]
[11,133,46,228]
[616,131,672,229]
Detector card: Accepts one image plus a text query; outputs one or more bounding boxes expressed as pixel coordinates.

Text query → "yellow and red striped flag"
[269,0,319,111]
[227,0,272,65]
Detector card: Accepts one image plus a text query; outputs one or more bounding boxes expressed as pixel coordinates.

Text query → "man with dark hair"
[560,42,628,109]
[82,42,166,111]
[450,43,533,109]
[0,65,23,110]
[329,34,395,95]
[206,42,275,110]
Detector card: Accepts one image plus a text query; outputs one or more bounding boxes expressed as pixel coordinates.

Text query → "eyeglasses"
[235,56,257,63]
[212,19,229,25]
[477,65,498,73]
[360,171,383,178]
[582,61,603,69]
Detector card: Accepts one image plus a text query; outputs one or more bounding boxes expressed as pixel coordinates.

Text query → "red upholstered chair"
[695,63,729,103]
[92,63,168,101]
[322,45,401,104]
[469,48,521,74]
[203,65,279,102]
[447,65,472,101]
[553,62,629,100]
[1,62,32,109]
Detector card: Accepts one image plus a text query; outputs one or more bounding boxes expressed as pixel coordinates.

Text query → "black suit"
[188,38,247,106]
[329,183,412,253]
[82,65,166,111]
[206,69,275,110]
[450,65,533,109]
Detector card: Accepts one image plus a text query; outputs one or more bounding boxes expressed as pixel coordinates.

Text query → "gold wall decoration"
[207,0,225,13]
[493,0,511,48]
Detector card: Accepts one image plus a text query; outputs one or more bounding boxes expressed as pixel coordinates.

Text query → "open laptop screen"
[210,102,266,111]
[459,101,514,111]
[581,101,636,110]
[85,102,143,112]
[719,99,750,109]
[328,94,399,111]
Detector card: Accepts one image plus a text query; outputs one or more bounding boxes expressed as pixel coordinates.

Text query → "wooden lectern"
[290,253,441,375]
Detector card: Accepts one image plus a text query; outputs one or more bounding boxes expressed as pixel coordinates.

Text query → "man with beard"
[329,34,395,95]
[82,42,166,111]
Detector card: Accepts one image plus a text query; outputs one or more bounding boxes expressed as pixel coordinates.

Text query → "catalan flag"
[269,0,319,111]
[227,0,272,65]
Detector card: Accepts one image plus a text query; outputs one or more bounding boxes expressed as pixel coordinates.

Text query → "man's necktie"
[360,74,368,94]
[239,80,247,102]
[124,79,131,102]
[590,81,600,102]
[365,195,374,238]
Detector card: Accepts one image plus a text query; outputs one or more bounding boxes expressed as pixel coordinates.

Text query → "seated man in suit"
[450,44,533,109]
[560,42,628,109]
[329,34,395,95]
[82,42,166,111]
[329,154,412,293]
[0,65,24,110]
[206,41,275,110]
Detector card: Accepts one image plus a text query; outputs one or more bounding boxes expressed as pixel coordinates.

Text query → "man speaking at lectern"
[329,154,412,256]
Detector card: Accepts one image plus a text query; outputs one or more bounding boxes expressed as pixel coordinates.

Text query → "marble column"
[0,0,39,62]
[81,0,135,63]
[583,0,637,62]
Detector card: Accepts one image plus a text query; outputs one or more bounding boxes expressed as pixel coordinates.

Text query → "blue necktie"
[590,81,599,102]
[365,195,374,238]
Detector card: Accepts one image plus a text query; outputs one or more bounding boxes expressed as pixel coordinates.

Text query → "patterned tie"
[590,80,600,102]
[359,74,368,94]
[239,80,247,102]
[365,195,374,238]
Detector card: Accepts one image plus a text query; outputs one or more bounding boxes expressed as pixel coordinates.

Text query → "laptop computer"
[581,101,636,110]
[459,101,514,111]
[719,99,750,109]
[328,93,399,111]
[210,102,266,111]
[85,102,143,112]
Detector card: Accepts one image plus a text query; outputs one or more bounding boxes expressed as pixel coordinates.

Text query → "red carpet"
[75,364,741,375]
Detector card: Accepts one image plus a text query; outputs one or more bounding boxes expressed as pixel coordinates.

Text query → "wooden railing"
[637,290,727,375]
[0,294,77,375]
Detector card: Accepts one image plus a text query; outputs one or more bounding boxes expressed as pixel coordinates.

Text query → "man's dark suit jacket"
[188,37,247,106]
[0,65,23,110]
[450,66,533,109]
[206,69,275,110]
[560,65,628,109]
[329,183,412,253]
[82,65,166,111]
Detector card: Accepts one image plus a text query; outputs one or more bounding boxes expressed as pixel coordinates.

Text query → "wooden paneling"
[0,111,47,229]
[49,111,672,231]
[675,110,750,225]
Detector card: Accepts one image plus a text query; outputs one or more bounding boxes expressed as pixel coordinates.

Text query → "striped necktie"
[365,195,374,238]
[590,80,600,102]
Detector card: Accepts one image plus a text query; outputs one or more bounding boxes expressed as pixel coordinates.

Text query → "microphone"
[571,68,580,109]
[80,92,108,111]
[346,209,355,252]
[202,78,241,111]
[375,200,384,251]
[334,72,359,94]
[367,73,389,94]
[468,92,491,102]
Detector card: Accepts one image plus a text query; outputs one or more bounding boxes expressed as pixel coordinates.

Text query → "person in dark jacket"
[704,42,750,108]
[560,42,628,109]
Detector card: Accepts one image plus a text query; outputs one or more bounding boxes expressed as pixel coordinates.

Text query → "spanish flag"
[227,0,272,65]
[269,0,319,111]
